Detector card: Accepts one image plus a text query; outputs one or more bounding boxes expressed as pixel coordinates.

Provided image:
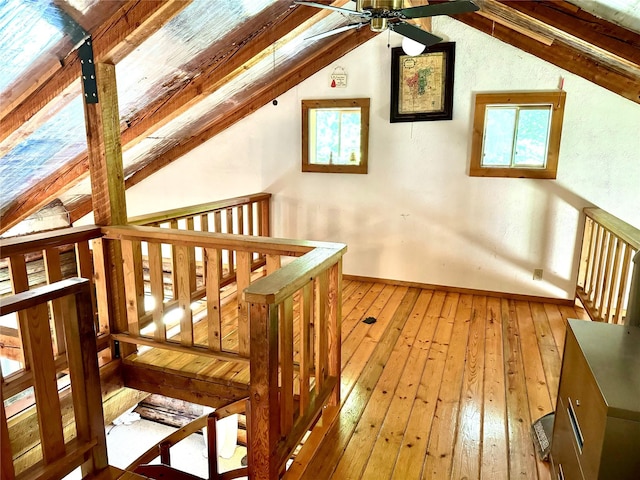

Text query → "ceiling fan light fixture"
[401,35,426,55]
[370,17,388,32]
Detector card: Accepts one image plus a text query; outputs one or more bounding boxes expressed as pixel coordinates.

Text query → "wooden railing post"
[626,251,640,327]
[249,302,279,480]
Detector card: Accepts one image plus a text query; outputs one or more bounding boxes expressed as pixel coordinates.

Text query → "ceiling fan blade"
[304,22,369,41]
[293,1,370,18]
[389,22,443,47]
[399,0,479,19]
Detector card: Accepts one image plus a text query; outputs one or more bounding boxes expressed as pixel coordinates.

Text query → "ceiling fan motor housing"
[358,0,403,31]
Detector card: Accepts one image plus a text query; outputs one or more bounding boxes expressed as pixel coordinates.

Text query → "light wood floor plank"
[422,293,473,479]
[481,297,509,480]
[451,295,487,479]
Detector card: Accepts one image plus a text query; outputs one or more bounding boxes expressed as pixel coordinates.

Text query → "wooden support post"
[82,61,132,357]
[62,287,108,475]
[237,251,251,356]
[249,302,279,480]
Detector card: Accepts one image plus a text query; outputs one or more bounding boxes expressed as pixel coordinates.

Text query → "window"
[302,98,369,174]
[469,91,566,179]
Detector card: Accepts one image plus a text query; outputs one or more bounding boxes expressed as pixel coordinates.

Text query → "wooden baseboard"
[342,274,577,306]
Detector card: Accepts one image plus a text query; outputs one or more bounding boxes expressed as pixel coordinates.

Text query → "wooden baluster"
[226,208,235,276]
[614,246,633,324]
[584,218,598,295]
[604,238,622,323]
[186,217,197,292]
[327,260,342,406]
[266,254,281,275]
[159,441,171,466]
[43,247,67,355]
[577,218,593,291]
[280,296,294,436]
[91,238,112,339]
[299,283,312,415]
[590,226,606,314]
[237,251,251,356]
[175,245,194,346]
[148,242,166,341]
[249,302,279,480]
[75,240,98,333]
[201,214,209,280]
[121,239,144,338]
[247,202,255,236]
[238,205,245,235]
[314,271,328,390]
[8,255,30,369]
[170,219,179,300]
[25,302,66,463]
[259,198,270,237]
[214,210,226,282]
[1,372,16,480]
[62,287,108,474]
[598,231,616,321]
[205,248,222,352]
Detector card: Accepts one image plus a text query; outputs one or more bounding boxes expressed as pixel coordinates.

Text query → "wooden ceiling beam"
[0,159,89,234]
[1,1,352,231]
[455,12,640,104]
[120,1,350,150]
[68,27,378,222]
[502,1,640,68]
[0,0,190,150]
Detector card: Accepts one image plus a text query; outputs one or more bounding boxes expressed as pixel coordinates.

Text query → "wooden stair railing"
[576,207,640,324]
[126,397,250,480]
[0,278,107,480]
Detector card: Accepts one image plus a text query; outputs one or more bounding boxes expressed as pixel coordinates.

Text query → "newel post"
[248,302,280,480]
[626,250,640,327]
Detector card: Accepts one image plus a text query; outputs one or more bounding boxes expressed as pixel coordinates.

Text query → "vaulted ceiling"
[1,0,639,235]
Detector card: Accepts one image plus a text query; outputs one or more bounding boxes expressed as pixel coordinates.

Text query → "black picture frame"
[390,42,455,122]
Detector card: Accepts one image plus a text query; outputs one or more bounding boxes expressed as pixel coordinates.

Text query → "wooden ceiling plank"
[120,1,349,150]
[455,13,640,104]
[0,0,190,147]
[68,27,378,223]
[1,1,350,230]
[502,0,640,67]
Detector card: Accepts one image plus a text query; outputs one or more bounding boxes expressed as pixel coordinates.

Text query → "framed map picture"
[390,42,455,122]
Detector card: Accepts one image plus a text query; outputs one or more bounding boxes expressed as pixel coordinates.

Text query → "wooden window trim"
[469,91,566,179]
[302,98,369,174]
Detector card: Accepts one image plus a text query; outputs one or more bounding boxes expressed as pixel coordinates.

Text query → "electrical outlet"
[533,269,543,281]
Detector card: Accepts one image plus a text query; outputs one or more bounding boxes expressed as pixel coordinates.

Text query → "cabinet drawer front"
[551,397,585,480]
[557,334,607,477]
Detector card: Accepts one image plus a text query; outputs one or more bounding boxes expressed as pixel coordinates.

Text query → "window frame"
[469,91,566,179]
[302,98,370,174]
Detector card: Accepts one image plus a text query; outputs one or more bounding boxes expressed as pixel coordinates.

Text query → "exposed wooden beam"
[1,1,352,230]
[120,1,332,150]
[0,159,89,234]
[68,27,378,222]
[0,0,190,151]
[503,1,640,68]
[455,12,640,104]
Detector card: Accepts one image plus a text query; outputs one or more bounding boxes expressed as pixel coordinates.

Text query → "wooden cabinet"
[550,320,640,480]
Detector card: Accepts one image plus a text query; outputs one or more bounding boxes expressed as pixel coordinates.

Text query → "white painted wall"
[125,18,640,300]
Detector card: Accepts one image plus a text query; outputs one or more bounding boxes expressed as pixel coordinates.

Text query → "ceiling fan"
[293,0,479,47]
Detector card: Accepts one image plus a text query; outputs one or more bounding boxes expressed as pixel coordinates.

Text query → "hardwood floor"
[286,280,588,480]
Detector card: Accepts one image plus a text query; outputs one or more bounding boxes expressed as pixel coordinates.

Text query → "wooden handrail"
[244,246,347,305]
[128,192,272,225]
[585,208,640,250]
[101,225,344,256]
[0,225,102,257]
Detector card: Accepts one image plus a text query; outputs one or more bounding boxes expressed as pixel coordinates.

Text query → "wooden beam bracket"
[78,38,98,104]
